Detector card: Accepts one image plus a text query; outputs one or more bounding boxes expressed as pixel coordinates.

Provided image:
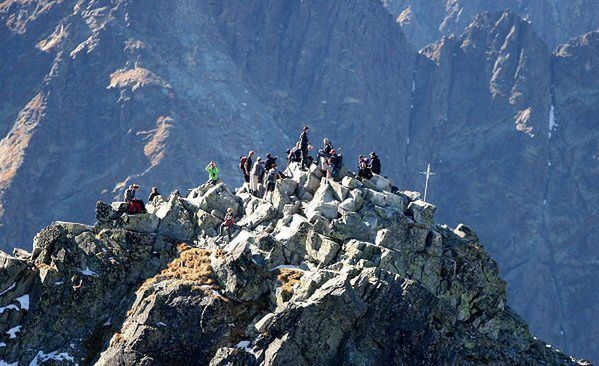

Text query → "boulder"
[305,231,341,266]
[212,241,269,302]
[197,209,223,237]
[209,347,255,366]
[328,179,349,201]
[341,176,362,190]
[371,174,392,191]
[238,201,278,230]
[197,183,241,219]
[121,213,160,233]
[156,195,196,241]
[407,200,436,225]
[305,182,340,220]
[363,188,387,207]
[330,211,373,242]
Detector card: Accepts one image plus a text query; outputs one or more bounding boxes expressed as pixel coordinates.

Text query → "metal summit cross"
[419,163,436,202]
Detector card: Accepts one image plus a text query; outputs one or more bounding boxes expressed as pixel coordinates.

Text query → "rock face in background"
[0,0,598,362]
[0,166,589,365]
[382,0,599,49]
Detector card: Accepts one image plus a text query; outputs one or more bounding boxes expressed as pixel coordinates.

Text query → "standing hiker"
[264,163,279,202]
[240,151,254,188]
[299,126,311,170]
[250,157,265,196]
[219,207,236,241]
[328,149,343,181]
[205,161,220,186]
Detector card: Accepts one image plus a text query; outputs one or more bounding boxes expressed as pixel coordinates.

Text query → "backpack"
[239,156,248,171]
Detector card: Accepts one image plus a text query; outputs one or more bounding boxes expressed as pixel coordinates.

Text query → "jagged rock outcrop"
[0,164,590,365]
[382,0,599,49]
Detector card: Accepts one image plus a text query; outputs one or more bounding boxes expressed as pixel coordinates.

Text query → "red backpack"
[239,156,248,171]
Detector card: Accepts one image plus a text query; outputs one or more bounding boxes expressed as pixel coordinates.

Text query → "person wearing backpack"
[206,161,220,186]
[357,155,373,180]
[369,152,381,175]
[250,157,265,196]
[239,151,254,188]
[264,153,278,171]
[219,207,236,241]
[264,163,279,202]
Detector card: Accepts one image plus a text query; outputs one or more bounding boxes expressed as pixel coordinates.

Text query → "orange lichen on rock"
[144,245,216,287]
[277,268,304,296]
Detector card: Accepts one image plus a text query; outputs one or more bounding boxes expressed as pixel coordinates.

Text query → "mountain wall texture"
[0,0,597,362]
[382,0,599,49]
[0,164,591,365]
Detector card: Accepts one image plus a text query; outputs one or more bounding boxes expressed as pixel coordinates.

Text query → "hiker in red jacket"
[124,184,146,214]
[219,207,236,241]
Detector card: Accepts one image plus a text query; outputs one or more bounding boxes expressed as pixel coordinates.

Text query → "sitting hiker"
[318,137,334,170]
[205,161,220,185]
[264,163,279,202]
[124,184,145,214]
[148,187,160,202]
[264,153,278,171]
[369,152,381,175]
[219,207,236,241]
[287,142,302,164]
[357,155,373,180]
[250,157,265,196]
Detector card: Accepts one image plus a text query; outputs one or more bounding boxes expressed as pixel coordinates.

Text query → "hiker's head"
[324,138,329,144]
[359,155,364,159]
[257,157,262,162]
[303,126,309,132]
[132,184,140,190]
[227,207,233,213]
[370,152,377,158]
[152,187,158,192]
[249,151,255,157]
[266,153,271,158]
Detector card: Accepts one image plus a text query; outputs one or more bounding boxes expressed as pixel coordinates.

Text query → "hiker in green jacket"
[205,161,220,186]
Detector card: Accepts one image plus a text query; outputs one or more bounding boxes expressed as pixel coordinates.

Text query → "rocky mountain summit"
[0,164,590,365]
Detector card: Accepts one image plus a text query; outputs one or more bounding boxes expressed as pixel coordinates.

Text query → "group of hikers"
[122,126,383,241]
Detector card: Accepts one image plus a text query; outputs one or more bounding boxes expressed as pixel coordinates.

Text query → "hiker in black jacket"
[264,153,278,171]
[299,126,311,170]
[369,152,381,175]
[148,187,160,202]
[288,142,302,164]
